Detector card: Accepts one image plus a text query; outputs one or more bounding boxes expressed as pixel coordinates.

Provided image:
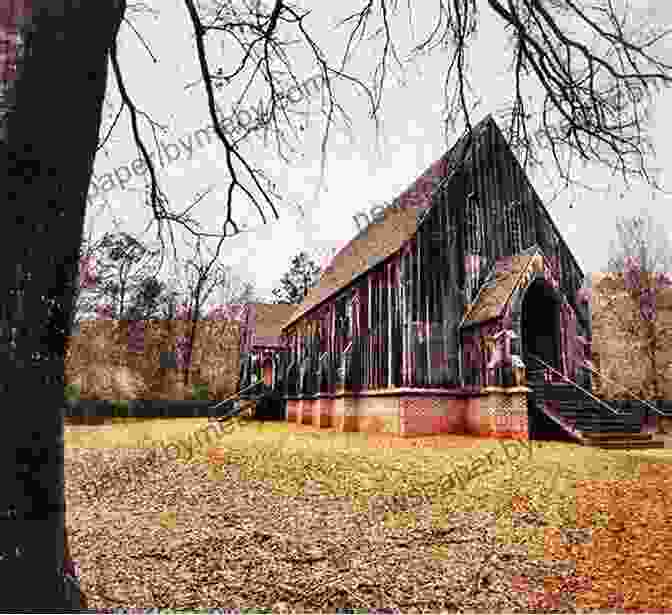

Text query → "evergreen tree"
[271,251,321,304]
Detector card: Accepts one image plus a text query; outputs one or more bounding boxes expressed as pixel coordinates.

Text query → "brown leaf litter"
[66,429,672,612]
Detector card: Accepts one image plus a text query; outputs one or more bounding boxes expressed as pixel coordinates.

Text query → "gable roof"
[249,303,297,348]
[459,245,542,329]
[282,114,496,331]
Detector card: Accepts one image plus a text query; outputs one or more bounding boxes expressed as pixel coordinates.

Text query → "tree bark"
[646,317,661,404]
[0,1,124,609]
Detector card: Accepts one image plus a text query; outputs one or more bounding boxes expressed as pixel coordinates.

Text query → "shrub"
[64,383,81,403]
[111,399,130,418]
[192,383,211,401]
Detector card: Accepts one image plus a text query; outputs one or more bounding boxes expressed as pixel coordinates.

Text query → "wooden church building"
[250,115,595,439]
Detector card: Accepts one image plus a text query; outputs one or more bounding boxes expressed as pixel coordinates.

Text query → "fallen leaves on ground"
[66,420,672,612]
[543,460,672,612]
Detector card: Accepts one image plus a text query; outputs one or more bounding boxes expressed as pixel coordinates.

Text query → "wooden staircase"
[580,432,663,449]
[527,368,665,450]
[207,381,285,422]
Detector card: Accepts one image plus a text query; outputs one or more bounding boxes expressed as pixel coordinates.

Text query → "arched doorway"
[521,278,561,374]
[521,277,566,441]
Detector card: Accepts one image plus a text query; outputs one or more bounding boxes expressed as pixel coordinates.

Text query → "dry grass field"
[65,418,672,612]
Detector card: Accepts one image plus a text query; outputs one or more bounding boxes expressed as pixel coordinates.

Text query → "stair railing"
[527,352,625,416]
[581,360,669,417]
[208,378,263,411]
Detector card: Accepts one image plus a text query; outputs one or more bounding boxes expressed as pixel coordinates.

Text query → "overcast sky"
[83,0,672,312]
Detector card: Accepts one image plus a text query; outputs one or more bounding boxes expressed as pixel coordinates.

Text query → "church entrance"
[521,278,561,375]
[522,278,565,440]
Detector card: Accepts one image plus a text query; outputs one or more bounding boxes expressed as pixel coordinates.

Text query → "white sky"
[83,0,672,311]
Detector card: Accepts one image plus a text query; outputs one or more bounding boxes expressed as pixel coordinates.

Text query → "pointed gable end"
[283,115,497,331]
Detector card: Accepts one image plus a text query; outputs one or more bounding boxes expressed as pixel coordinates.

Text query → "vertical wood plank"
[388,261,392,387]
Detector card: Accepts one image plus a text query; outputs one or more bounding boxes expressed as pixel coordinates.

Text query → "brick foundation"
[295,398,304,424]
[284,386,530,439]
[286,398,299,422]
[299,397,316,425]
[355,395,400,434]
[333,392,358,432]
[313,395,331,428]
[464,395,488,435]
[399,396,465,437]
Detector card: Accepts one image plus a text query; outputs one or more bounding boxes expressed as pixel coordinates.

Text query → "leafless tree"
[442,0,672,199]
[208,260,259,307]
[601,210,672,401]
[68,211,110,332]
[77,230,161,320]
[0,1,128,608]
[168,233,243,387]
[2,0,672,609]
[607,209,672,278]
[154,273,185,320]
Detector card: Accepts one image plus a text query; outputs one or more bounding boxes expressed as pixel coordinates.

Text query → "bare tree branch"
[102,0,672,279]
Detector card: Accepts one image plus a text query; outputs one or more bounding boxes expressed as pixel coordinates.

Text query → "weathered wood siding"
[281,117,588,395]
[455,119,585,323]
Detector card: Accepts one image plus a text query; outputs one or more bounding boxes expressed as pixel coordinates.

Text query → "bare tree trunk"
[183,282,204,389]
[0,1,124,609]
[647,320,658,398]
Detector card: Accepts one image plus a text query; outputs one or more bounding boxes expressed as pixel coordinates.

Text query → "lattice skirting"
[480,387,529,439]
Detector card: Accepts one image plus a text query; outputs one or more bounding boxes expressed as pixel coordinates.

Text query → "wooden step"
[576,423,641,431]
[582,431,653,440]
[580,431,645,438]
[587,439,665,449]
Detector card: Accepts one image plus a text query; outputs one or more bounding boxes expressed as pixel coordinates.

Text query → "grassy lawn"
[64,418,671,556]
[64,417,213,450]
